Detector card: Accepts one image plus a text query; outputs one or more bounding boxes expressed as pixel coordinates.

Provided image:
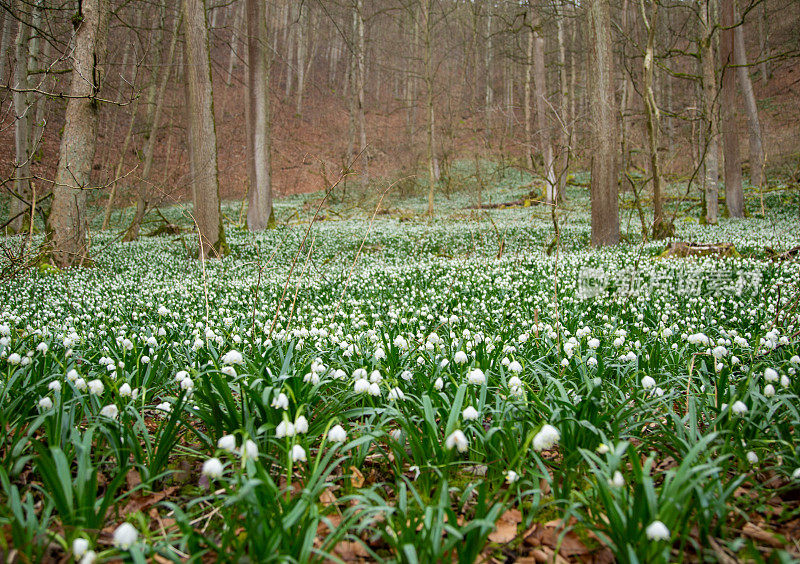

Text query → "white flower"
[791,356,800,365]
[333,369,347,380]
[532,424,560,452]
[462,406,480,421]
[88,379,104,395]
[73,538,90,558]
[373,347,386,361]
[764,368,779,383]
[74,378,87,391]
[100,404,119,419]
[294,415,309,434]
[454,351,468,364]
[175,370,189,383]
[391,429,404,442]
[445,430,469,453]
[79,550,97,564]
[508,360,523,373]
[354,379,370,394]
[466,368,486,385]
[731,401,748,415]
[119,383,132,397]
[112,522,138,550]
[291,444,307,462]
[48,380,61,392]
[368,382,381,396]
[221,366,237,377]
[387,387,405,401]
[276,420,296,438]
[328,424,347,443]
[641,376,656,389]
[38,397,53,410]
[588,338,600,349]
[202,457,224,478]
[222,350,244,366]
[7,353,21,365]
[746,451,759,465]
[645,520,670,541]
[409,465,421,480]
[370,370,383,384]
[505,470,519,484]
[217,434,236,452]
[608,471,625,488]
[37,342,48,353]
[271,393,289,410]
[596,443,610,454]
[434,377,444,390]
[401,370,413,381]
[180,378,194,391]
[240,439,259,460]
[353,368,368,380]
[155,401,171,413]
[764,384,775,397]
[66,369,78,381]
[793,468,800,479]
[781,375,791,388]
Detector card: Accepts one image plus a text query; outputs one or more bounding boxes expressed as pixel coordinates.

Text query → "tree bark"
[733,13,765,190]
[719,0,744,217]
[226,1,244,87]
[523,18,533,170]
[0,2,15,87]
[182,0,225,258]
[700,0,719,225]
[355,0,368,183]
[43,0,109,267]
[586,0,619,246]
[9,17,31,234]
[556,1,569,201]
[245,0,274,230]
[423,0,436,215]
[531,9,556,204]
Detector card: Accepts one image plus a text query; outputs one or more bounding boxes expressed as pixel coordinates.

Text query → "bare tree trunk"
[295,2,306,115]
[183,0,225,258]
[524,19,533,170]
[556,1,569,201]
[0,2,15,87]
[245,0,274,230]
[423,0,436,215]
[122,12,181,240]
[758,0,768,84]
[734,14,765,190]
[532,10,556,204]
[103,95,139,231]
[44,0,109,267]
[484,2,492,135]
[586,0,620,246]
[639,0,671,238]
[9,18,31,234]
[719,0,743,217]
[355,0,368,183]
[284,2,295,97]
[700,0,719,225]
[226,1,243,87]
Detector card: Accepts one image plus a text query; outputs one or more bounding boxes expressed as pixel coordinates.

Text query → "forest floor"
[1,175,800,562]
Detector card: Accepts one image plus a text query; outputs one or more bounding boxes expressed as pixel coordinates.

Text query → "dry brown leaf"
[320,488,337,507]
[332,540,370,561]
[488,508,522,544]
[742,522,785,548]
[121,486,178,516]
[350,466,365,488]
[126,469,142,490]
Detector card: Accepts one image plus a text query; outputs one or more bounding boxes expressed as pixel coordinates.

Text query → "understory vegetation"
[1,179,800,562]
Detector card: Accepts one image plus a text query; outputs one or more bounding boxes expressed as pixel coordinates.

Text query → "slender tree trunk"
[587,0,620,246]
[734,14,765,190]
[295,3,306,115]
[0,2,15,87]
[284,2,295,97]
[226,1,244,87]
[719,0,744,217]
[758,1,768,84]
[700,0,719,224]
[245,0,274,230]
[639,0,670,238]
[524,20,533,170]
[9,18,31,234]
[484,3,492,135]
[44,0,109,267]
[556,1,569,201]
[182,0,225,258]
[122,12,181,240]
[532,11,556,204]
[423,0,436,215]
[355,0,368,183]
[103,95,139,231]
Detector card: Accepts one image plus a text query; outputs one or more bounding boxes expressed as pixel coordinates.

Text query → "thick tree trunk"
[531,10,556,204]
[0,3,15,87]
[355,0,368,183]
[719,0,743,217]
[484,3,492,135]
[586,0,619,246]
[733,15,765,190]
[700,0,719,225]
[44,0,109,267]
[9,18,31,234]
[245,0,274,230]
[295,3,306,115]
[182,0,225,258]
